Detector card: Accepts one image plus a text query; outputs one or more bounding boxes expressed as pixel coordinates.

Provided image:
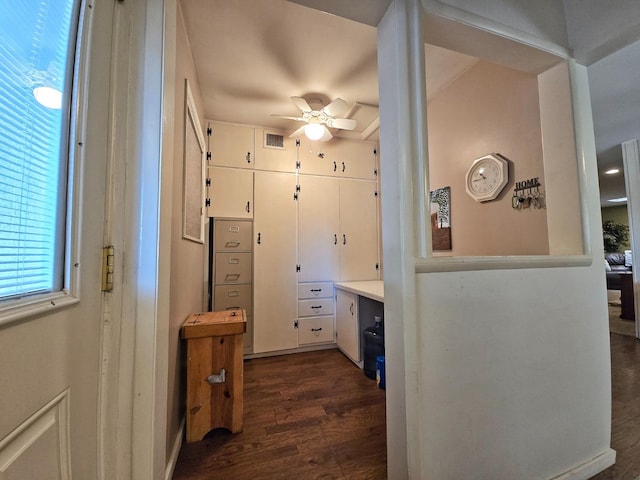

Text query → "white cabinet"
[253,171,299,353]
[339,179,379,281]
[254,127,297,173]
[297,281,334,346]
[296,136,377,180]
[207,167,253,218]
[298,176,379,282]
[207,121,254,168]
[297,175,340,282]
[336,289,359,362]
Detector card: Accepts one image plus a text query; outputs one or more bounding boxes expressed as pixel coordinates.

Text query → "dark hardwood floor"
[173,349,387,480]
[591,333,640,480]
[174,333,640,480]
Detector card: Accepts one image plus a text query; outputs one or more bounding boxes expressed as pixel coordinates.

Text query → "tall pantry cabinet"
[206,120,380,356]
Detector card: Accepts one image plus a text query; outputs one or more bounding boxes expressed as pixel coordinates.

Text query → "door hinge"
[206,151,211,161]
[205,198,211,207]
[376,263,380,271]
[296,264,301,272]
[206,178,211,187]
[373,147,377,156]
[294,320,299,328]
[374,168,378,177]
[207,127,212,136]
[296,184,301,192]
[296,139,301,147]
[294,192,298,201]
[101,246,115,292]
[296,160,301,169]
[374,191,378,197]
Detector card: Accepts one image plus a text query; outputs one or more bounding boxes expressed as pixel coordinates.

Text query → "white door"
[208,121,255,168]
[0,2,117,478]
[298,175,340,282]
[339,179,380,281]
[336,289,359,362]
[253,171,299,353]
[208,166,254,218]
[322,139,377,180]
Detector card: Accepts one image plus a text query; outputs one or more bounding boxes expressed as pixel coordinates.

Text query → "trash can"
[363,316,384,380]
[376,355,386,390]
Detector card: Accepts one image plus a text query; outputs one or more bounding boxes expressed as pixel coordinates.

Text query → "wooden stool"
[181,310,246,443]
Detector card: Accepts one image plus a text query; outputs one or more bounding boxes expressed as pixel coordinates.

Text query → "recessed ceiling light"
[608,197,627,203]
[604,168,620,175]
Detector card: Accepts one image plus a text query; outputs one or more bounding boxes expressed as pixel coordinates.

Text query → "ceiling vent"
[265,132,285,149]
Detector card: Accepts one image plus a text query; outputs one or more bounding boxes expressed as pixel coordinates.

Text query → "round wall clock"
[465,154,509,202]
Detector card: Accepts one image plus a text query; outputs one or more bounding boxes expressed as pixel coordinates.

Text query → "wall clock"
[465,154,509,202]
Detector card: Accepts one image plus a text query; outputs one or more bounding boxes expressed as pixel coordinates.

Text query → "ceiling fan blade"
[291,96,312,113]
[270,114,306,122]
[319,128,333,142]
[322,98,348,118]
[288,125,307,139]
[326,118,357,130]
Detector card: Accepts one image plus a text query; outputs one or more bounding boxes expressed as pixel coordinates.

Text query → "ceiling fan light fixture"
[304,122,325,140]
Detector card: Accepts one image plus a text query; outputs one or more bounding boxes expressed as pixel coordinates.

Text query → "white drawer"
[298,282,333,299]
[298,316,334,345]
[298,298,334,317]
[213,284,252,314]
[215,252,252,284]
[214,219,252,252]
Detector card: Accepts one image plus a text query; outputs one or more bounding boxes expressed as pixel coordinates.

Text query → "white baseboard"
[552,449,616,480]
[165,416,185,480]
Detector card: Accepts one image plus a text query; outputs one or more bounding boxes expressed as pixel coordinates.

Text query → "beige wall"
[427,59,549,256]
[166,2,207,455]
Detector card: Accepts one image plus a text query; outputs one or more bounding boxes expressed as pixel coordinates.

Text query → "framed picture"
[183,79,206,243]
[430,186,452,251]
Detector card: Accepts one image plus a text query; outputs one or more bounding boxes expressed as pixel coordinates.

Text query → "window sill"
[415,254,593,273]
[0,291,80,328]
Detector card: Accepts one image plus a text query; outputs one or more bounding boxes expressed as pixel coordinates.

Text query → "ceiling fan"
[271,96,357,141]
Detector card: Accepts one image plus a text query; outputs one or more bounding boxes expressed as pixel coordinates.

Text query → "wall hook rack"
[512,177,545,210]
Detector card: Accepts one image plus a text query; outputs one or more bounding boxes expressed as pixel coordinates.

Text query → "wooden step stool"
[181,310,246,443]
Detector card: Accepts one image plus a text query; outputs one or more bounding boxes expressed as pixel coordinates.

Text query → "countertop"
[334,280,384,302]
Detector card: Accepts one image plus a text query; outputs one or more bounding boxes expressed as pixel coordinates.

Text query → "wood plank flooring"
[591,333,640,480]
[174,333,640,480]
[173,349,387,480]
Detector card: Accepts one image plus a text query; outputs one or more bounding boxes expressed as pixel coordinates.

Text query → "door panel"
[253,171,298,353]
[336,289,359,362]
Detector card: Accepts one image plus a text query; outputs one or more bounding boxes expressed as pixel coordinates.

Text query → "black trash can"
[363,316,384,379]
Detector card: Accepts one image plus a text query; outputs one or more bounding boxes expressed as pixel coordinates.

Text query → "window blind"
[0,0,77,300]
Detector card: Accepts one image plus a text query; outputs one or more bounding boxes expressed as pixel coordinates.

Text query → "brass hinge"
[102,246,114,292]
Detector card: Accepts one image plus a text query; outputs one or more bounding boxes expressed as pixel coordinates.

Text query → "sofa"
[605,252,632,290]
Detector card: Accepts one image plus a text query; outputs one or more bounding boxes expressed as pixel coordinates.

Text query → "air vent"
[264,132,285,149]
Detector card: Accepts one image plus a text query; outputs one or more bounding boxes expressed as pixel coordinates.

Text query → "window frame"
[0,0,90,326]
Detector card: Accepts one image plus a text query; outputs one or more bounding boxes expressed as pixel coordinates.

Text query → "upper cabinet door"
[296,136,377,180]
[208,121,255,169]
[253,127,297,173]
[339,179,379,281]
[297,175,340,282]
[207,166,253,219]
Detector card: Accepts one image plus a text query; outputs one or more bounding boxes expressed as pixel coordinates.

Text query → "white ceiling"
[181,0,637,207]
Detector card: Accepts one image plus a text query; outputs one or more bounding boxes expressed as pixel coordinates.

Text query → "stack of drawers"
[212,219,253,353]
[297,282,335,345]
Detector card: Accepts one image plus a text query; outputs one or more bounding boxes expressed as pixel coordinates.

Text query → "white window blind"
[0,0,78,300]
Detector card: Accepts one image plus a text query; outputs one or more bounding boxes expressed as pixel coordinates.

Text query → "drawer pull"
[227,290,240,297]
[225,241,240,248]
[311,328,323,332]
[225,306,240,310]
[310,305,322,310]
[343,234,346,245]
[225,274,241,281]
[310,288,322,293]
[228,258,240,264]
[229,226,240,232]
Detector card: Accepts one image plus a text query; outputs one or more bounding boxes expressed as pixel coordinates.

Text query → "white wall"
[379,0,613,478]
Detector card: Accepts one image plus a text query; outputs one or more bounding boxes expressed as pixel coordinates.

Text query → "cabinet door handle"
[311,328,323,332]
[333,161,337,172]
[310,288,322,293]
[246,152,251,163]
[343,234,347,245]
[257,232,261,245]
[310,305,322,310]
[225,241,240,248]
[342,161,346,172]
[246,201,250,213]
[334,234,337,245]
[224,273,241,281]
[349,302,354,315]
